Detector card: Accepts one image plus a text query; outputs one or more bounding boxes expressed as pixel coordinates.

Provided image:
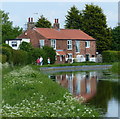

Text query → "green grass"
[110,62,120,75]
[2,65,100,117]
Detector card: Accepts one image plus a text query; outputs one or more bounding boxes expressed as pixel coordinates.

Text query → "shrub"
[0,54,7,63]
[1,47,12,63]
[102,50,120,63]
[2,43,12,49]
[30,48,47,64]
[19,42,33,52]
[43,46,56,64]
[12,50,28,65]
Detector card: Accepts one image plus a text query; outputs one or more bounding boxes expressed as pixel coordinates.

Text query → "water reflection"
[49,71,120,117]
[50,71,97,102]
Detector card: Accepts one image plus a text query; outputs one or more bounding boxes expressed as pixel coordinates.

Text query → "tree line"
[1,3,120,53]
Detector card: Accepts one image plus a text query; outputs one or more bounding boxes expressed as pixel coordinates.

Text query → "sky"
[1,1,119,30]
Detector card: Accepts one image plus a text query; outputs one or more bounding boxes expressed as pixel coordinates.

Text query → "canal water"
[48,70,120,117]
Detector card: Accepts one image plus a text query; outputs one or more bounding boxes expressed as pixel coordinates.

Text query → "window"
[67,40,72,50]
[39,40,44,48]
[11,41,17,47]
[51,39,56,49]
[85,41,90,48]
[75,41,80,52]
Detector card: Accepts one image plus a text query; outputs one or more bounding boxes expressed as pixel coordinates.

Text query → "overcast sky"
[1,1,119,30]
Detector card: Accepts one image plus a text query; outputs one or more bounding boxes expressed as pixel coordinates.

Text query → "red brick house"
[17,18,96,63]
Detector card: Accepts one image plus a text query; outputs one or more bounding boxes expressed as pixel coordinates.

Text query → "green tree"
[43,46,56,64]
[65,5,82,29]
[35,15,52,28]
[111,26,120,51]
[1,10,23,43]
[64,4,112,53]
[81,4,112,53]
[19,41,33,52]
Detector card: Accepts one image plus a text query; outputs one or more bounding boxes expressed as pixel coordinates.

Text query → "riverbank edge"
[40,65,112,72]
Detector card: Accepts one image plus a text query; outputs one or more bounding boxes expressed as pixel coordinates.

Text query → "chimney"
[27,17,35,30]
[53,18,60,30]
[28,17,30,22]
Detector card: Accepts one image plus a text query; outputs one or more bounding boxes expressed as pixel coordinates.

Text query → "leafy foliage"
[12,50,28,65]
[43,46,56,64]
[65,5,82,29]
[65,4,112,53]
[19,41,33,52]
[35,15,52,28]
[1,10,23,43]
[102,50,120,63]
[111,26,120,51]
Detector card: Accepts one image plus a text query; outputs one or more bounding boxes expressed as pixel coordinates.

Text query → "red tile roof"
[34,28,95,40]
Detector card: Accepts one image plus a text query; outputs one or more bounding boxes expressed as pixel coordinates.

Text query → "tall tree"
[111,26,120,51]
[1,10,23,43]
[65,5,82,29]
[64,4,113,53]
[81,4,112,53]
[35,15,52,28]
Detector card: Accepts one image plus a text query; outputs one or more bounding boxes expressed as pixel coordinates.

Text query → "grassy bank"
[2,65,100,117]
[110,62,120,75]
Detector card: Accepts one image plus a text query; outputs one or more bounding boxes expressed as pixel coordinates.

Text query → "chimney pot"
[56,19,58,23]
[28,17,30,22]
[31,17,33,22]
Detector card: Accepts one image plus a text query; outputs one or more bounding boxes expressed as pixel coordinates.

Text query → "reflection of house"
[53,72,97,101]
[6,18,96,63]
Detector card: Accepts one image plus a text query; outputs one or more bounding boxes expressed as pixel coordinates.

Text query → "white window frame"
[75,40,80,53]
[39,40,44,48]
[11,41,17,47]
[67,40,72,50]
[85,41,90,48]
[51,39,56,49]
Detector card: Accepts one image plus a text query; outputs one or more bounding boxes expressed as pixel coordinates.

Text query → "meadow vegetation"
[2,65,100,117]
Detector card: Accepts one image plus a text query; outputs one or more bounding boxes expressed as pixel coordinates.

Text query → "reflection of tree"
[112,82,120,102]
[88,80,113,114]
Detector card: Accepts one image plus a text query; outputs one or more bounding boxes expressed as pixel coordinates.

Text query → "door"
[86,54,89,61]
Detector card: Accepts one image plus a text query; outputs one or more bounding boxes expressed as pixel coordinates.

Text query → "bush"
[1,47,12,63]
[30,48,47,64]
[2,43,12,49]
[102,50,120,63]
[43,46,56,64]
[12,50,28,65]
[0,54,7,63]
[19,42,33,52]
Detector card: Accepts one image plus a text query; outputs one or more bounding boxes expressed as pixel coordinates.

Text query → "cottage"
[6,18,96,63]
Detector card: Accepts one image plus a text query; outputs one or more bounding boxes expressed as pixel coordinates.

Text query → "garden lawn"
[2,65,100,117]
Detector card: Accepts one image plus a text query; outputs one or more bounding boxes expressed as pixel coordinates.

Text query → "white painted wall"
[5,39,30,50]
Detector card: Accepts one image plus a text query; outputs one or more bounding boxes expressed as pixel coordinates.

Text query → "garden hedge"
[102,50,120,63]
[2,47,12,63]
[12,50,29,65]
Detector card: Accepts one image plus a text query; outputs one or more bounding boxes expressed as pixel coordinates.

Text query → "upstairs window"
[11,41,17,47]
[51,39,56,49]
[67,40,72,50]
[85,41,90,48]
[39,40,44,48]
[75,41,80,52]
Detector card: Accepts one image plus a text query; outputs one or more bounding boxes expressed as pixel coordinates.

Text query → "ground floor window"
[11,41,17,47]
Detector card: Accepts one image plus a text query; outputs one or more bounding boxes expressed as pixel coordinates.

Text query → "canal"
[47,70,120,117]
